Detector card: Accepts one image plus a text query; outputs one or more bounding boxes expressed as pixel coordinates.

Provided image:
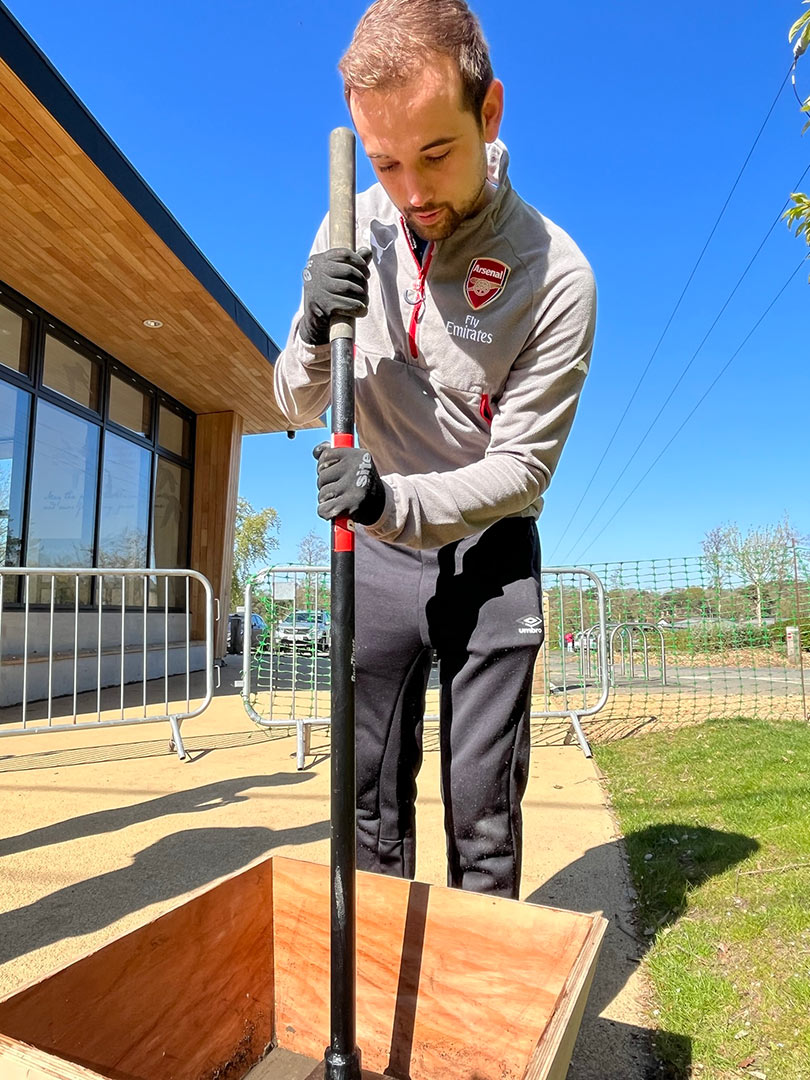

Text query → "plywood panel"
[0,860,275,1080]
[524,918,605,1080]
[0,57,305,435]
[0,857,605,1080]
[191,411,243,653]
[0,1035,109,1080]
[271,857,600,1080]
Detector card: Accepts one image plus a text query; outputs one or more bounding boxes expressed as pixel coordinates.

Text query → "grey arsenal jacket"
[274,141,596,551]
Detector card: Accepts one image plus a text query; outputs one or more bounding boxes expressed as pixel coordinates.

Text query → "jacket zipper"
[401,217,435,359]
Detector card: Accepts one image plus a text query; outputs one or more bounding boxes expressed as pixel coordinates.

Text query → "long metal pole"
[324,126,362,1080]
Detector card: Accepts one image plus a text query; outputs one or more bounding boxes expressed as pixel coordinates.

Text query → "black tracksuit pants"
[355,517,544,899]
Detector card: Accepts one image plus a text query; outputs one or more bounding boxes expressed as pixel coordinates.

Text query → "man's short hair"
[339,0,494,120]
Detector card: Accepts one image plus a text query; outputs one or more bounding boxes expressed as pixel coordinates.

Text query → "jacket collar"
[431,139,513,249]
[473,138,512,230]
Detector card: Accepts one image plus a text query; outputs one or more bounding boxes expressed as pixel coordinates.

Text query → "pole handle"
[329,127,357,344]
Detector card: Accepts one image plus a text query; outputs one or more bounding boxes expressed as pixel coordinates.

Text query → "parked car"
[226,612,267,654]
[276,611,331,653]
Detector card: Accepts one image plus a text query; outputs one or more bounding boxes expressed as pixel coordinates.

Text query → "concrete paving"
[0,658,656,1078]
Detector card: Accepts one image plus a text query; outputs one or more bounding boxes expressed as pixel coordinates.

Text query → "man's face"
[350,55,504,241]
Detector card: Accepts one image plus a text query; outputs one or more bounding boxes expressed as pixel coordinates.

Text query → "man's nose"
[404,170,432,208]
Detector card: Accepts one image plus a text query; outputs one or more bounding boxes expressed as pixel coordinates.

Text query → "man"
[274,0,596,898]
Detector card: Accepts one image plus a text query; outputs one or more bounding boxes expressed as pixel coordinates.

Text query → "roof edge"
[0,1,279,366]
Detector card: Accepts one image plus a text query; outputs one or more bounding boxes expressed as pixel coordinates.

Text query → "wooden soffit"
[0,5,299,435]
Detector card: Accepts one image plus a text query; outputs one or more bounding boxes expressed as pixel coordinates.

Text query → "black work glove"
[313,442,386,526]
[300,247,372,346]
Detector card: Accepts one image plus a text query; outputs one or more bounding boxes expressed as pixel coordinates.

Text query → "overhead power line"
[559,164,810,564]
[571,257,806,564]
[549,64,795,562]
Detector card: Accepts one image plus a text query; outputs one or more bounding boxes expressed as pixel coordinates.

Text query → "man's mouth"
[411,208,444,224]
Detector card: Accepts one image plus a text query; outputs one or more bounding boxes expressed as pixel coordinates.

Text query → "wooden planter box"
[0,856,606,1080]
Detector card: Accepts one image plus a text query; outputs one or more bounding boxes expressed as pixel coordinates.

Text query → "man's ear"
[481,79,504,143]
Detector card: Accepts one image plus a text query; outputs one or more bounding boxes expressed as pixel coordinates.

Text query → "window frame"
[40,325,104,414]
[0,288,36,386]
[107,366,155,443]
[0,377,33,585]
[0,279,195,611]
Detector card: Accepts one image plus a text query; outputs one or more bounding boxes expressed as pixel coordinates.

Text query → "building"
[0,1,297,677]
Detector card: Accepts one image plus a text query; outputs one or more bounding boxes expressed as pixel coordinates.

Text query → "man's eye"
[426,151,451,165]
[378,162,398,173]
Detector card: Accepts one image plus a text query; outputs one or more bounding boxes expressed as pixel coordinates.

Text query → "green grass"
[596,718,810,1079]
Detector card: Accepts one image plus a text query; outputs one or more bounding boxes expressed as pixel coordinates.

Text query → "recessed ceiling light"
[143,319,163,329]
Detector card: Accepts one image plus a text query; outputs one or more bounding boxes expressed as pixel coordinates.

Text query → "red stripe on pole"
[332,434,355,549]
[334,519,354,551]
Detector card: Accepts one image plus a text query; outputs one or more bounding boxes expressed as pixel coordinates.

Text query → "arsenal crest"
[465,257,510,310]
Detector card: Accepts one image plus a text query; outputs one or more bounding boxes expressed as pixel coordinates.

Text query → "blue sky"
[6,0,809,565]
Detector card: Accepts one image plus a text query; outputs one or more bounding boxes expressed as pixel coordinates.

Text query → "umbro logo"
[517,616,544,635]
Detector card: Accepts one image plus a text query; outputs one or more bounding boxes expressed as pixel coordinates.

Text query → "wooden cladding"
[0,56,291,434]
[191,411,243,654]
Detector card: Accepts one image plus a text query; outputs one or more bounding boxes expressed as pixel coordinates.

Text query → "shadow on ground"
[526,823,759,1080]
[0,773,313,857]
[0,819,329,966]
[0,727,297,773]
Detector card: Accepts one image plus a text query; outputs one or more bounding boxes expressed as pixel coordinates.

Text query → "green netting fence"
[240,549,810,752]
[573,545,810,735]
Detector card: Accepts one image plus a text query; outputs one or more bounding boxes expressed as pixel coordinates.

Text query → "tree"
[701,525,728,595]
[297,529,329,566]
[701,515,805,625]
[296,529,330,613]
[231,496,279,608]
[785,4,810,259]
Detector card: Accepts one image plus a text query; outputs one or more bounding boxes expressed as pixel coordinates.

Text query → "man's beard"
[404,171,490,241]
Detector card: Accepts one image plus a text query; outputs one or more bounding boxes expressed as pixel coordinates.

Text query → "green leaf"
[789,5,810,43]
[783,191,810,247]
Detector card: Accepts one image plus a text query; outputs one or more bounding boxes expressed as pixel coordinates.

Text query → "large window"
[0,283,194,608]
[99,433,151,568]
[99,432,152,606]
[152,459,192,606]
[28,402,100,563]
[0,381,30,602]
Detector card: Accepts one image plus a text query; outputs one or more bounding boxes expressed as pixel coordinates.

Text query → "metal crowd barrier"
[241,564,331,769]
[241,563,610,766]
[530,566,610,757]
[0,567,215,760]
